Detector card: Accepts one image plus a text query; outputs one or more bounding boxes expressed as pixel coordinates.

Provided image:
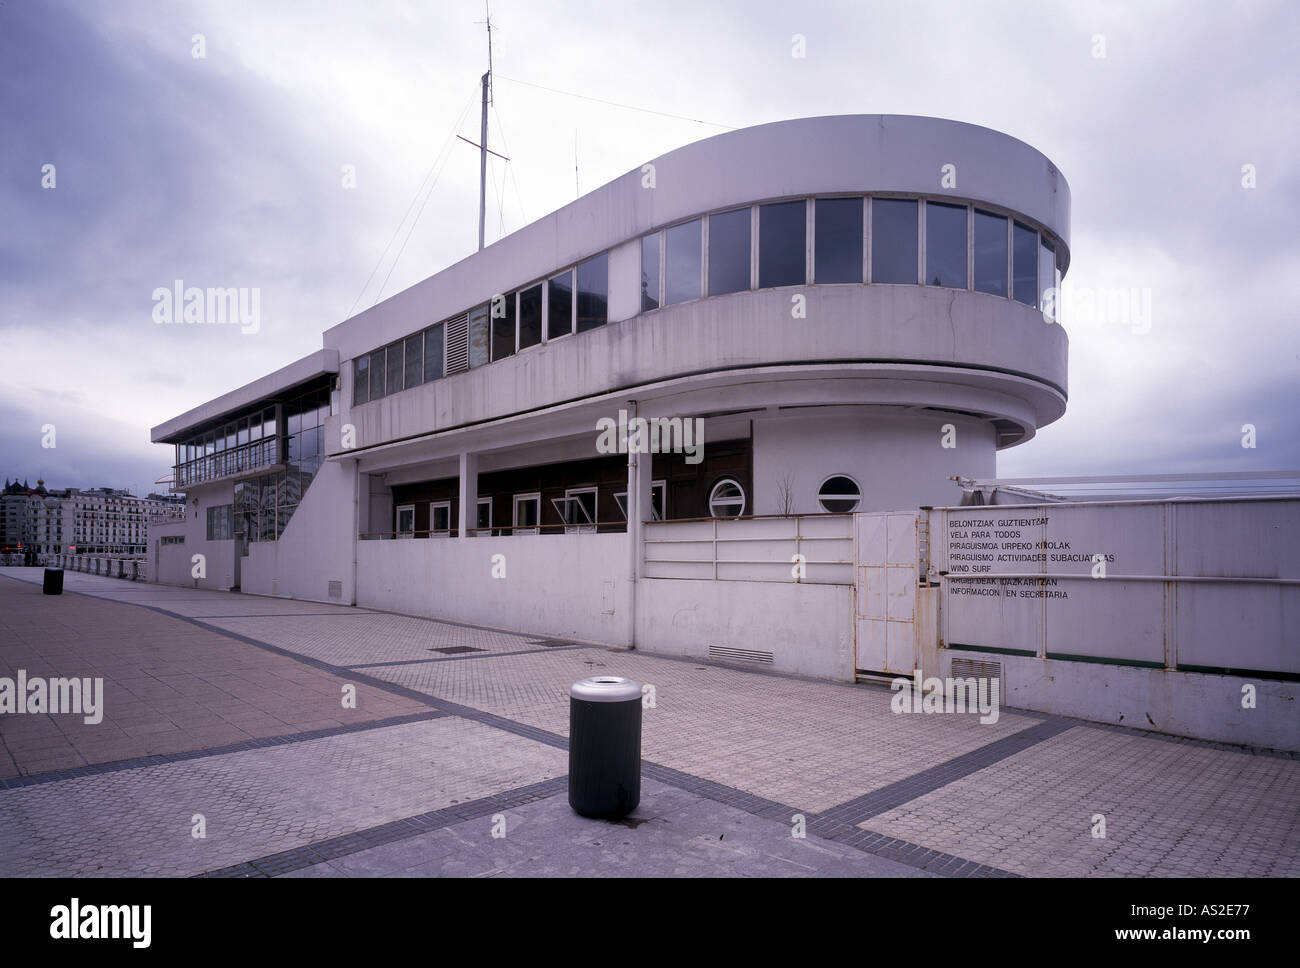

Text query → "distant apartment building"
[1,479,184,557]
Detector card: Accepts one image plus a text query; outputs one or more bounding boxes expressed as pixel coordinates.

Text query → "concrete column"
[458,452,479,538]
[625,403,654,580]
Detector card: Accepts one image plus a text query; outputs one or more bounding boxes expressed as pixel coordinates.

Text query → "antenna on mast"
[574,129,579,198]
[460,1,508,250]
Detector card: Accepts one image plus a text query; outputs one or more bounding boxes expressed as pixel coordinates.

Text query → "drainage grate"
[951,657,1003,689]
[708,645,774,665]
[327,580,343,599]
[429,646,485,655]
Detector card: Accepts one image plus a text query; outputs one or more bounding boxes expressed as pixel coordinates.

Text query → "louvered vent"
[444,312,469,374]
[328,580,342,599]
[709,645,774,665]
[950,657,1002,689]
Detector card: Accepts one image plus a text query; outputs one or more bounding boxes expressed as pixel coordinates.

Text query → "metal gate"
[854,511,920,675]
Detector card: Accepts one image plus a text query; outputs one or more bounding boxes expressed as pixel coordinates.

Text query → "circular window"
[818,475,861,512]
[708,479,746,517]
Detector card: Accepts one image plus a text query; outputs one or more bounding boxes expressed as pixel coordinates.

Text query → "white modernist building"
[150,113,1070,636]
[146,114,1300,752]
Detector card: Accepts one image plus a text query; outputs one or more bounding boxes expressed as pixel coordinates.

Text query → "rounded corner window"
[817,475,861,513]
[708,479,746,518]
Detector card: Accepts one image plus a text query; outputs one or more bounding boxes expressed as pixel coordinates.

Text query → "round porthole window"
[817,475,861,512]
[708,479,746,517]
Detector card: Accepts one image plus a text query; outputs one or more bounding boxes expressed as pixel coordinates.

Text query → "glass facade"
[173,405,278,490]
[229,381,329,543]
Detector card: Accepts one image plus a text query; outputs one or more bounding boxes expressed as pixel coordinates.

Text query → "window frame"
[706,206,753,297]
[512,492,541,535]
[613,480,666,522]
[429,500,452,537]
[553,487,598,534]
[475,497,493,536]
[758,198,808,289]
[546,268,575,340]
[816,475,862,513]
[663,217,703,307]
[708,479,746,518]
[518,281,544,351]
[640,233,663,311]
[922,199,970,290]
[395,504,416,538]
[811,195,865,285]
[868,195,921,285]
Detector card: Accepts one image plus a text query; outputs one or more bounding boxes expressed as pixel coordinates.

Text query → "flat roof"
[151,348,339,444]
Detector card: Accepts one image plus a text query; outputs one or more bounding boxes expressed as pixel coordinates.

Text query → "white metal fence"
[642,513,854,584]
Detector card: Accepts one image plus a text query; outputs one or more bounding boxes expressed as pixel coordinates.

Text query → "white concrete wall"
[356,532,632,645]
[753,409,996,514]
[636,578,855,681]
[151,482,235,590]
[947,649,1300,753]
[336,284,1066,462]
[241,460,357,604]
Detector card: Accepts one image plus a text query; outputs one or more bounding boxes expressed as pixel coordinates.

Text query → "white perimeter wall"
[946,649,1300,752]
[636,579,854,680]
[356,532,633,645]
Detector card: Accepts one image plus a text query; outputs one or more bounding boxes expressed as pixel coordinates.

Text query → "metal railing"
[173,438,279,490]
[359,520,629,539]
[50,554,149,582]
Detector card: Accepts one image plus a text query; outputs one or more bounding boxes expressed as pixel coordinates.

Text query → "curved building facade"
[151,114,1071,632]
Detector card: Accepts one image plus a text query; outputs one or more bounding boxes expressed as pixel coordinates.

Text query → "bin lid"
[570,676,643,702]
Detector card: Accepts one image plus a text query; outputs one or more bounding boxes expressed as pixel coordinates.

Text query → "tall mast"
[478,71,488,251]
[464,2,506,251]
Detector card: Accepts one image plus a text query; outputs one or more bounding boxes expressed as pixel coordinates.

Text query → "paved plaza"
[1,567,1296,878]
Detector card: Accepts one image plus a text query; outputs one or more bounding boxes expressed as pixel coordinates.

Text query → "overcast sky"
[2,0,1297,498]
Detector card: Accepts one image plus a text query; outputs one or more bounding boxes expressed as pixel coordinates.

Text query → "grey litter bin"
[569,676,642,818]
[43,567,64,595]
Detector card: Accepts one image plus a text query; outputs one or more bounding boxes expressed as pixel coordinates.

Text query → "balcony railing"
[173,438,279,490]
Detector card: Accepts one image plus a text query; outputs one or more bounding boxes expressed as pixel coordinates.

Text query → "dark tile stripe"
[190,612,379,618]
[0,711,447,791]
[196,776,567,878]
[348,645,586,670]
[814,718,1075,826]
